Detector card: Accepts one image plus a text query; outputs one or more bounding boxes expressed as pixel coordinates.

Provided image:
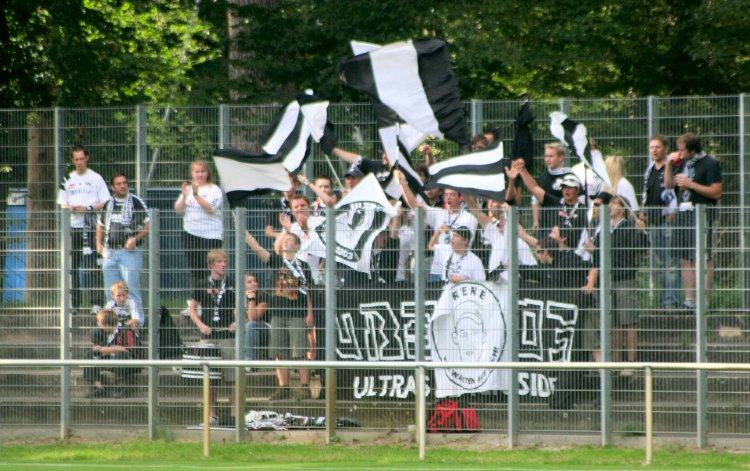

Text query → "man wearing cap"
[521,143,576,233]
[342,163,365,196]
[516,159,587,249]
[429,226,485,284]
[332,147,391,195]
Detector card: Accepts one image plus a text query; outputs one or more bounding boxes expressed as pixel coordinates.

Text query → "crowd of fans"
[56,131,722,415]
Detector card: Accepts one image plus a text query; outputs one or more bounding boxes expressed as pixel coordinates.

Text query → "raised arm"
[517,164,546,203]
[504,162,523,205]
[396,169,422,209]
[298,174,336,207]
[244,230,271,264]
[464,195,492,228]
[332,147,362,165]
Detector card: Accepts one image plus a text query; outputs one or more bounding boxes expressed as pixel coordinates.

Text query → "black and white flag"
[214,92,329,206]
[340,39,469,149]
[299,174,396,275]
[549,112,611,188]
[426,143,507,201]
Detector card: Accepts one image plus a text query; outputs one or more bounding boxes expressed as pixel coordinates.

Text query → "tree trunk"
[25,111,57,311]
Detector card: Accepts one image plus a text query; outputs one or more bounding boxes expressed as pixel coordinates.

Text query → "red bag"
[427,399,480,433]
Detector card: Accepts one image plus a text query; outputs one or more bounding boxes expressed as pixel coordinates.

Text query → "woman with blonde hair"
[605,155,640,214]
[174,159,224,297]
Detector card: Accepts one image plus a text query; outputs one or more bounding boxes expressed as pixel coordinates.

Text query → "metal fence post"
[470,99,480,137]
[59,210,71,441]
[695,205,708,447]
[135,105,147,197]
[325,206,337,442]
[147,208,160,439]
[53,108,63,223]
[646,96,656,303]
[739,94,748,310]
[506,206,519,448]
[599,205,612,446]
[559,98,569,114]
[203,364,211,457]
[219,104,230,149]
[234,207,247,441]
[647,95,655,139]
[645,366,653,465]
[414,207,427,459]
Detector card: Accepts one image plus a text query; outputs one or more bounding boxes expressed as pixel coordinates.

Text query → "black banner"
[334,280,590,402]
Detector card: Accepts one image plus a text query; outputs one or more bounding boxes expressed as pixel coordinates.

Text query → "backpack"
[158,306,183,359]
[427,399,480,433]
[114,326,144,359]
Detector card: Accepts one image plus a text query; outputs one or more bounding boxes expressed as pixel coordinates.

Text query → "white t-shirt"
[181,184,224,240]
[104,297,144,326]
[290,221,325,284]
[481,223,537,280]
[426,207,478,275]
[57,169,111,228]
[440,250,486,283]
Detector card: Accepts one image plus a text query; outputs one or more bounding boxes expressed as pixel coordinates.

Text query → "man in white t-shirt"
[57,145,111,313]
[424,190,478,282]
[433,226,485,284]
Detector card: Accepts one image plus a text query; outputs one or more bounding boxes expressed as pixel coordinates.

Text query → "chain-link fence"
[0,94,749,443]
[1,200,749,443]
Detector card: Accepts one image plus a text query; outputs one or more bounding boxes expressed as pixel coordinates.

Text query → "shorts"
[674,211,713,261]
[213,337,236,383]
[269,316,307,360]
[612,279,638,327]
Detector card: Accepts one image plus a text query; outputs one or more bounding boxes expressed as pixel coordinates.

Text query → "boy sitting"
[103,280,144,329]
[84,308,142,398]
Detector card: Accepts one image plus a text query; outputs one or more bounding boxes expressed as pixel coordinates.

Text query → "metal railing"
[3,357,750,464]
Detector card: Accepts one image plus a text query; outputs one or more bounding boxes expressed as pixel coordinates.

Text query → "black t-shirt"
[358,159,391,183]
[554,249,591,288]
[536,169,575,207]
[267,253,312,318]
[591,219,649,282]
[97,194,149,249]
[548,198,587,248]
[643,162,671,221]
[369,235,400,284]
[192,276,236,339]
[675,154,722,206]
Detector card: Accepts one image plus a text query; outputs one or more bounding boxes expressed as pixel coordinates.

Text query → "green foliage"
[0,0,218,106]
[224,0,749,103]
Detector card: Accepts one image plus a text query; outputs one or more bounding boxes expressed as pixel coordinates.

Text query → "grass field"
[1,441,750,470]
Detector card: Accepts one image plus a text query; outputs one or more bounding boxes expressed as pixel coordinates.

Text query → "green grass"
[1,441,750,470]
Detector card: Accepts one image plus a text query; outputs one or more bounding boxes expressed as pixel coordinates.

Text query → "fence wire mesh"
[0,94,749,441]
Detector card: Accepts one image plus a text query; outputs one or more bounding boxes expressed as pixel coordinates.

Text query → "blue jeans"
[102,249,144,315]
[649,224,681,307]
[244,320,270,361]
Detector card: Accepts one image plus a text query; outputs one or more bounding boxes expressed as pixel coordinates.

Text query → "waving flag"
[549,112,611,188]
[426,143,507,201]
[214,92,329,206]
[340,39,469,149]
[510,100,535,171]
[299,174,397,274]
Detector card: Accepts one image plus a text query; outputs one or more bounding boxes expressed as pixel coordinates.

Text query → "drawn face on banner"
[431,282,506,392]
[451,306,487,362]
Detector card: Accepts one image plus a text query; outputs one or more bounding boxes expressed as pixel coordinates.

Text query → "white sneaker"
[180,308,190,317]
[90,304,102,315]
